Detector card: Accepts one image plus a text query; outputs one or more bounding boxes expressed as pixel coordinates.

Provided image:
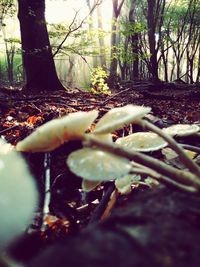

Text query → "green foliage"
[108,18,149,70]
[49,23,101,58]
[4,37,21,44]
[89,66,110,95]
[0,52,23,84]
[0,0,16,25]
[0,54,8,81]
[120,21,146,37]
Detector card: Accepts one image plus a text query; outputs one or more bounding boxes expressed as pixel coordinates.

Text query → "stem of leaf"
[139,120,200,177]
[41,152,51,230]
[129,167,197,193]
[180,144,200,154]
[84,135,200,190]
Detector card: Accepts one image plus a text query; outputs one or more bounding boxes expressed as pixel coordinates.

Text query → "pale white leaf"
[94,105,151,134]
[16,110,98,152]
[67,148,131,181]
[82,179,101,192]
[116,132,167,152]
[115,174,141,195]
[163,124,199,137]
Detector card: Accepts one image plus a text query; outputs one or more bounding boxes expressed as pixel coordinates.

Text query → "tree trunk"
[5,41,15,85]
[196,45,200,83]
[129,0,139,80]
[17,0,65,91]
[96,5,107,69]
[109,20,118,80]
[108,0,125,86]
[147,0,159,81]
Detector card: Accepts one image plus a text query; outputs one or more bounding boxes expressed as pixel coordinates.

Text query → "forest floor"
[0,81,200,267]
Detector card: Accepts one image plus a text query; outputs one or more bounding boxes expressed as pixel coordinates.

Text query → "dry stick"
[101,189,119,221]
[41,153,51,231]
[180,144,200,154]
[89,183,115,224]
[130,167,197,193]
[0,124,18,134]
[84,135,200,189]
[139,120,200,177]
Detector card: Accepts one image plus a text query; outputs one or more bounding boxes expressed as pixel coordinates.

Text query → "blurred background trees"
[0,0,199,90]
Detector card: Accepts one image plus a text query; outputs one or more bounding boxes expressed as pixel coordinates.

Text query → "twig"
[41,153,51,231]
[129,167,197,193]
[139,120,200,177]
[100,87,132,105]
[88,183,115,224]
[180,144,200,154]
[0,124,18,134]
[84,135,200,189]
[101,189,119,221]
[53,0,102,57]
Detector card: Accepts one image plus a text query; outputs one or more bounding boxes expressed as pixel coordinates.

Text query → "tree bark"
[108,0,125,86]
[147,0,159,81]
[96,5,107,69]
[129,0,139,80]
[17,0,65,91]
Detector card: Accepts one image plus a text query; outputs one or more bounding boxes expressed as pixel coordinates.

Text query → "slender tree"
[109,0,125,85]
[17,0,65,91]
[129,0,139,79]
[146,0,166,81]
[96,4,107,68]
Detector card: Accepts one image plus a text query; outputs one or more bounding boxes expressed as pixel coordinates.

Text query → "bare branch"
[53,0,103,57]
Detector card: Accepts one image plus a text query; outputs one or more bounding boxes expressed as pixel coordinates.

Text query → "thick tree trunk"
[17,0,65,91]
[147,0,159,81]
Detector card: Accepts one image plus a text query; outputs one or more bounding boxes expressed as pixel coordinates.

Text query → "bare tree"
[129,0,139,79]
[109,0,125,84]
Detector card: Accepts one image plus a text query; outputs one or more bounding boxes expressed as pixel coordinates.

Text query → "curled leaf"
[116,132,167,152]
[115,174,141,195]
[94,105,151,134]
[16,110,98,152]
[67,148,132,181]
[86,133,113,143]
[82,179,101,192]
[163,124,199,137]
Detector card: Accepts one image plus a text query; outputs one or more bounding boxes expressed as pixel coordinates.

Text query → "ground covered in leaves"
[0,82,200,266]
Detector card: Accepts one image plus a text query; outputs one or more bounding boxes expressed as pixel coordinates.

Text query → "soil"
[0,82,200,266]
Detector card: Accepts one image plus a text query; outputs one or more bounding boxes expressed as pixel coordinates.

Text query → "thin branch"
[0,124,18,134]
[53,0,102,57]
[84,135,200,189]
[139,120,200,177]
[130,167,197,193]
[53,11,79,57]
[57,47,91,70]
[180,144,200,154]
[89,183,115,224]
[41,153,51,231]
